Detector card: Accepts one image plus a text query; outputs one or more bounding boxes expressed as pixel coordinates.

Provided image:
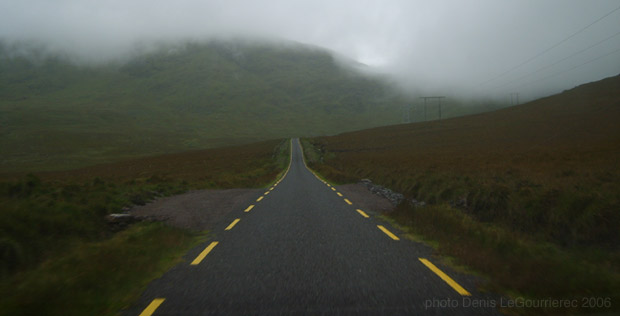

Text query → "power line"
[479,4,620,86]
[516,46,620,90]
[419,96,446,120]
[492,30,620,90]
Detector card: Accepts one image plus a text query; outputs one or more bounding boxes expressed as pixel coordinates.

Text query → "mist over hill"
[0,39,505,172]
[0,40,397,171]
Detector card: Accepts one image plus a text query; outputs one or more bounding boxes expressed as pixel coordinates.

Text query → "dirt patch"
[130,189,261,231]
[335,183,394,214]
[130,184,391,230]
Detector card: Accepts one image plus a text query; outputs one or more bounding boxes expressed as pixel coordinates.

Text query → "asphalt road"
[124,139,500,315]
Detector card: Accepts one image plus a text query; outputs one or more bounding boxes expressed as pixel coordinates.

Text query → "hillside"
[304,74,620,310]
[0,40,409,172]
[309,73,620,242]
[323,73,618,148]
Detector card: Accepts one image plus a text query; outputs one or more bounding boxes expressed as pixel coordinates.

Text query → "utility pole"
[403,104,412,123]
[419,96,446,120]
[407,104,411,123]
[438,97,443,119]
[509,93,519,106]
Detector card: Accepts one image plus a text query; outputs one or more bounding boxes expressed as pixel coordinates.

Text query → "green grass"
[0,139,289,315]
[389,204,619,314]
[0,223,205,316]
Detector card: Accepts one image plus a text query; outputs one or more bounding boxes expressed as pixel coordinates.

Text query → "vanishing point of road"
[124,139,500,315]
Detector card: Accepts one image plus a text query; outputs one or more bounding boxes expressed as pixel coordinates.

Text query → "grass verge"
[0,139,288,315]
[301,137,620,315]
[0,223,205,316]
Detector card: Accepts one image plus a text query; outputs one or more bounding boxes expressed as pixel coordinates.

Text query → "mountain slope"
[0,40,405,172]
[315,73,620,154]
[307,74,620,227]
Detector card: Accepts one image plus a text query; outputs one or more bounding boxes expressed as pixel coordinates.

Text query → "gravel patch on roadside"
[130,189,262,231]
[129,183,392,231]
[335,183,394,215]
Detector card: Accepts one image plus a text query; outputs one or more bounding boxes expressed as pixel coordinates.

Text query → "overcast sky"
[1,0,619,100]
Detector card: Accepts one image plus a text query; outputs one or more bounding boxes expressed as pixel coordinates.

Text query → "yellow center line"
[139,298,165,316]
[191,241,219,265]
[419,258,471,296]
[269,187,274,191]
[356,209,369,218]
[377,225,400,240]
[336,192,343,197]
[225,218,241,231]
[264,191,270,195]
[331,187,336,191]
[344,198,352,205]
[326,183,331,187]
[244,205,255,213]
[256,196,264,202]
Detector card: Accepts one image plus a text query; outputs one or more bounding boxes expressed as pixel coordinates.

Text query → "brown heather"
[304,75,620,314]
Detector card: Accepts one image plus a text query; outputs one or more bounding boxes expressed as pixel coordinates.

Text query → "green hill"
[0,39,505,172]
[0,40,406,172]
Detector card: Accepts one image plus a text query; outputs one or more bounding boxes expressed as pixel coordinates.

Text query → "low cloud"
[1,0,619,100]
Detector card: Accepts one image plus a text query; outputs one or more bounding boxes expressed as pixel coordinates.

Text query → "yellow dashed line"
[269,187,274,191]
[139,298,165,316]
[244,205,255,213]
[419,258,471,296]
[377,225,400,240]
[336,192,343,197]
[331,187,336,191]
[191,241,219,265]
[344,198,352,205]
[256,196,264,202]
[356,209,369,218]
[264,191,270,195]
[225,219,240,231]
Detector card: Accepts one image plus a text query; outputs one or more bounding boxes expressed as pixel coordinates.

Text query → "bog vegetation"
[303,75,620,314]
[0,139,290,316]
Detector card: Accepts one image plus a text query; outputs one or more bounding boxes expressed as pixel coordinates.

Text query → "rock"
[450,195,468,209]
[359,179,404,206]
[106,213,138,223]
[104,213,163,231]
[410,199,426,208]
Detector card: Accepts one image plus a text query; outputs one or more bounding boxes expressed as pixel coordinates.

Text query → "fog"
[1,0,619,100]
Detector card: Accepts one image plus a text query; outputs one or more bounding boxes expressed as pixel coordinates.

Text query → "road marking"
[336,192,343,197]
[244,205,255,213]
[191,241,219,265]
[256,196,264,202]
[356,209,369,218]
[264,191,270,195]
[225,219,241,231]
[331,187,336,191]
[326,183,331,187]
[139,298,165,316]
[419,258,471,296]
[377,225,400,240]
[269,187,274,191]
[344,198,352,205]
